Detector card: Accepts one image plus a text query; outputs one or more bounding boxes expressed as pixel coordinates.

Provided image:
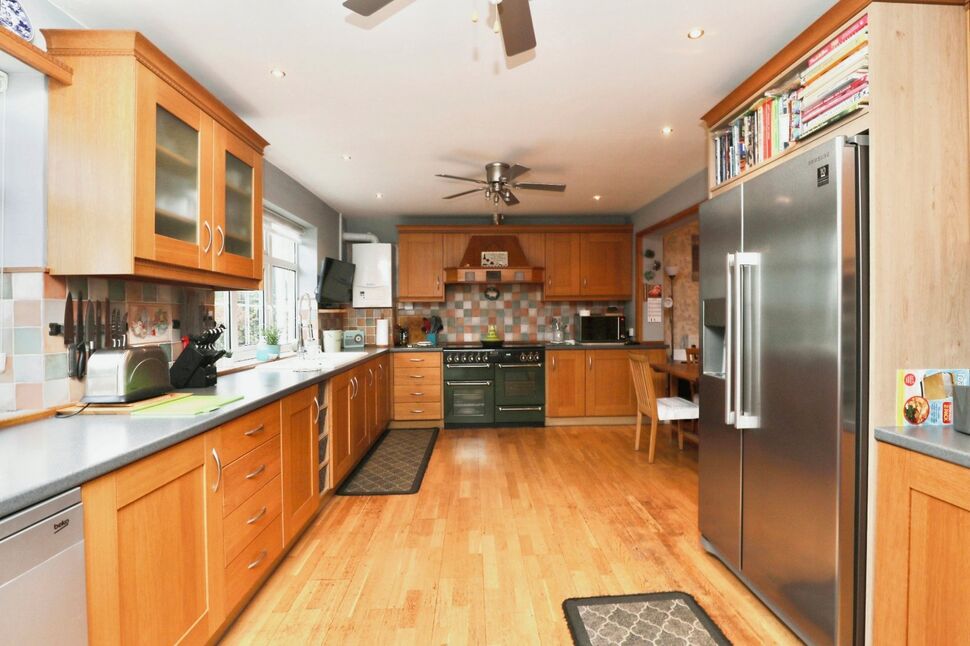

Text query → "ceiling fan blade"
[436,173,486,185]
[514,182,566,192]
[497,0,537,56]
[507,164,530,181]
[501,190,520,206]
[342,0,396,16]
[443,188,483,200]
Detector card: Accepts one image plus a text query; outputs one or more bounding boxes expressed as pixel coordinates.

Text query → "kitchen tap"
[297,292,316,357]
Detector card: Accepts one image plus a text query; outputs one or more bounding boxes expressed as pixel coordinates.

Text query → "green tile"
[44,353,69,380]
[14,328,42,354]
[108,279,127,302]
[142,283,157,302]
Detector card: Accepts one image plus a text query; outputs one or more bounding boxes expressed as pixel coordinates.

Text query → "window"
[214,210,304,359]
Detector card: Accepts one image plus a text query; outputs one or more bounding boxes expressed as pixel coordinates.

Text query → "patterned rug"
[563,592,731,646]
[336,428,439,496]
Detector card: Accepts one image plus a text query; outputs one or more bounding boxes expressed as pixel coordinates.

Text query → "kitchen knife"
[104,297,110,349]
[95,301,102,351]
[64,292,76,377]
[75,294,86,378]
[85,299,96,351]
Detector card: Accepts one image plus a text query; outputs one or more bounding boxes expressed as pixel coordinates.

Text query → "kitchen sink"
[256,352,370,373]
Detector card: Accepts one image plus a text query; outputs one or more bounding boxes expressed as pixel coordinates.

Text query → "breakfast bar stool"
[629,352,700,463]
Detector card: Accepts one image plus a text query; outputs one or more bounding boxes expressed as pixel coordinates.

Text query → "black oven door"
[445,380,495,427]
[495,364,545,424]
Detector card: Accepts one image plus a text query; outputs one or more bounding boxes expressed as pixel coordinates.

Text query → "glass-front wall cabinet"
[154,105,200,245]
[214,125,262,279]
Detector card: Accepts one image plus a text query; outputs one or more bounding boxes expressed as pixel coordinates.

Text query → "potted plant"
[256,324,281,362]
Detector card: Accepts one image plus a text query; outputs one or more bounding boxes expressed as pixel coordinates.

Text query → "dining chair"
[629,352,699,463]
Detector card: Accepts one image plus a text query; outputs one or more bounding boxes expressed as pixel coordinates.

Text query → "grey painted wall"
[342,214,631,244]
[630,170,708,231]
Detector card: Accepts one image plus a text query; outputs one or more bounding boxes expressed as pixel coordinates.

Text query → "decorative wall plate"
[0,0,34,41]
[483,285,501,301]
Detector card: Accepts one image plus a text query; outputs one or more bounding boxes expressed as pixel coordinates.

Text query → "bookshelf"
[707,8,871,192]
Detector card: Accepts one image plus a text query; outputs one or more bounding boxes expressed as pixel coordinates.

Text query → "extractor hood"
[444,235,544,284]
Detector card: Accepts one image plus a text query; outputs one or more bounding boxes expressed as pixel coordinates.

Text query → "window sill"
[216,351,299,376]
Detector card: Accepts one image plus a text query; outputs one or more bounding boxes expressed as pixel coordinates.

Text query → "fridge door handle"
[725,253,736,425]
[734,251,761,430]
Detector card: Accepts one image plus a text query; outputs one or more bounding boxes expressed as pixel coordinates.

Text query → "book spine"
[802,76,868,122]
[807,14,869,67]
[800,87,870,136]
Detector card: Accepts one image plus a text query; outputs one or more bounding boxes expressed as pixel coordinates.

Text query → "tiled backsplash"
[0,271,212,412]
[398,284,628,343]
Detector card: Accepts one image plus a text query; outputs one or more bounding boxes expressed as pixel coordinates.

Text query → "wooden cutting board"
[58,392,193,415]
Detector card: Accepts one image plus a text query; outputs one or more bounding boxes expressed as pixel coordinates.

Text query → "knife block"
[170,344,218,388]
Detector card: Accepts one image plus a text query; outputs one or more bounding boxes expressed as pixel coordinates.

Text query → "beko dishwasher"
[0,487,88,645]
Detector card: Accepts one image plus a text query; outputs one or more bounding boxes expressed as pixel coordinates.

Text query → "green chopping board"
[132,394,244,417]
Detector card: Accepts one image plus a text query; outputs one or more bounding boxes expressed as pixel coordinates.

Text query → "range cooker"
[443,343,545,427]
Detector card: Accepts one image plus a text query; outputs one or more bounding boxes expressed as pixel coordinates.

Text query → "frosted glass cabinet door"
[214,125,263,279]
[136,67,212,270]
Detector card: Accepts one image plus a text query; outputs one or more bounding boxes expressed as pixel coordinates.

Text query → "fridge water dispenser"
[702,297,726,377]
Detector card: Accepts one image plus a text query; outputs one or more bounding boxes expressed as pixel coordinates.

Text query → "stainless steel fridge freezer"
[698,135,869,646]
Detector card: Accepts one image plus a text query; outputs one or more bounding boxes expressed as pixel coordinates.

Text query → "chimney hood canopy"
[444,235,545,285]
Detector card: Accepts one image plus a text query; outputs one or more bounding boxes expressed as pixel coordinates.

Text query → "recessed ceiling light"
[375,192,384,199]
[687,28,705,40]
[593,195,602,201]
[342,154,352,161]
[661,126,674,136]
[269,68,286,79]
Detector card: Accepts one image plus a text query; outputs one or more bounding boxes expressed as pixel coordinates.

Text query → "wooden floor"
[221,425,799,645]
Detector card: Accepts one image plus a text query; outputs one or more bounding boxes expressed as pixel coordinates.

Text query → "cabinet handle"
[552,356,557,371]
[583,277,588,287]
[202,221,212,253]
[588,356,592,371]
[246,506,268,525]
[313,396,321,424]
[245,464,266,480]
[216,225,226,256]
[244,425,265,437]
[408,358,425,363]
[368,368,374,386]
[411,392,424,396]
[247,549,268,570]
[436,276,441,288]
[548,277,552,286]
[411,409,424,413]
[210,448,223,492]
[410,374,425,379]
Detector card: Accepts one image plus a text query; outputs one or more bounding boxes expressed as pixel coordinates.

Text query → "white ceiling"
[49,0,834,218]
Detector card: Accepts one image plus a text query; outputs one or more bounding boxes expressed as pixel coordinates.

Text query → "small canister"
[323,330,342,353]
[954,385,970,434]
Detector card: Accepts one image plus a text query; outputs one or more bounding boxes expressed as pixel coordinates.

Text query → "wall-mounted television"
[317,257,355,306]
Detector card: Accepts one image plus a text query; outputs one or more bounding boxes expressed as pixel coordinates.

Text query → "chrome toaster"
[82,345,173,404]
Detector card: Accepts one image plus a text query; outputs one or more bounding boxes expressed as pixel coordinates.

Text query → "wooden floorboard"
[220,425,800,645]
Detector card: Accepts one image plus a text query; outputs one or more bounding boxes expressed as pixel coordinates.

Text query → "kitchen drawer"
[393,367,442,384]
[392,352,441,369]
[216,402,281,465]
[223,514,283,611]
[393,384,441,403]
[222,436,281,516]
[394,402,443,421]
[222,474,282,565]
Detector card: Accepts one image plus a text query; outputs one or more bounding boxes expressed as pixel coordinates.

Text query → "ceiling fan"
[437,162,566,206]
[342,0,538,57]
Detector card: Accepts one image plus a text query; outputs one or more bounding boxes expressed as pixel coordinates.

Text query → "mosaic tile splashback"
[398,284,628,343]
[0,272,213,412]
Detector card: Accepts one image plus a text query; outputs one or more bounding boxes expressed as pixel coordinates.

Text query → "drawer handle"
[411,409,424,413]
[408,358,425,363]
[410,392,424,396]
[247,549,268,570]
[211,448,223,492]
[244,425,265,437]
[246,506,268,525]
[410,375,425,379]
[245,464,266,480]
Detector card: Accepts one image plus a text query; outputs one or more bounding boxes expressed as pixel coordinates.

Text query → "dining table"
[651,361,700,396]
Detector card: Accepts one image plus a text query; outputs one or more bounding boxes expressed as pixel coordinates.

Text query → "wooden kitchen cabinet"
[874,442,970,643]
[280,386,321,546]
[44,30,267,290]
[375,354,391,435]
[585,350,637,416]
[350,365,369,461]
[580,232,632,298]
[442,232,471,268]
[398,232,444,301]
[392,351,443,421]
[82,436,213,646]
[329,371,354,485]
[546,350,587,417]
[544,233,582,298]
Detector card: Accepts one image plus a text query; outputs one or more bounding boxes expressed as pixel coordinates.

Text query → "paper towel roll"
[376,319,390,346]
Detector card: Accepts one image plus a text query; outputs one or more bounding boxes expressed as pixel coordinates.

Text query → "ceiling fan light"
[493,19,501,34]
[488,0,502,5]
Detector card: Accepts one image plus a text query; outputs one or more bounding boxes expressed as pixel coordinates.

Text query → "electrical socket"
[0,70,8,94]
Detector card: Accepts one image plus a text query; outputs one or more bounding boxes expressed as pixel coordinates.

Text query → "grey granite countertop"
[0,347,389,519]
[543,342,668,350]
[875,425,970,469]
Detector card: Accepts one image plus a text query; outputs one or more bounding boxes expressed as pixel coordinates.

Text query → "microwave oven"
[573,314,626,343]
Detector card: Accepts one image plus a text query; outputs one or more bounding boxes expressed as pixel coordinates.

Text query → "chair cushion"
[656,397,700,421]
